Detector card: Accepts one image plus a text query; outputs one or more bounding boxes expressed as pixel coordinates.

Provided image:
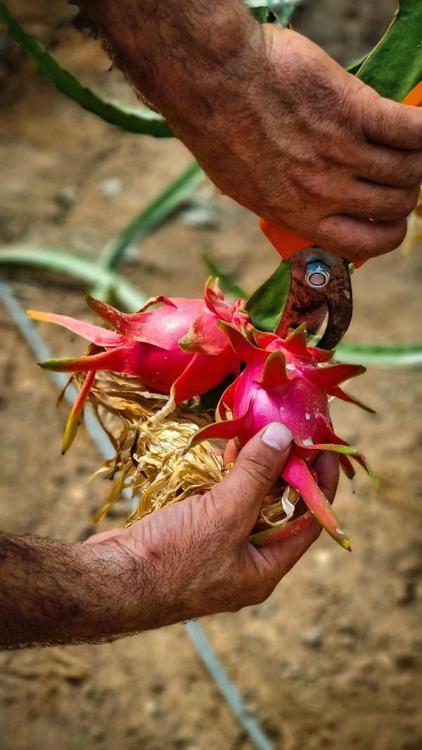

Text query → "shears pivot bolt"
[305,260,331,288]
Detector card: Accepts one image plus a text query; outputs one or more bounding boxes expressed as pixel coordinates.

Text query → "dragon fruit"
[192,322,375,551]
[27,280,247,452]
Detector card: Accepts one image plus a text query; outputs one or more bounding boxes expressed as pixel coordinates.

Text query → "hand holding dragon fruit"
[29,278,375,551]
[191,322,376,551]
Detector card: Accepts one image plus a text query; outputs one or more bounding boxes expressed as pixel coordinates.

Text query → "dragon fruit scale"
[27,280,248,452]
[192,322,376,551]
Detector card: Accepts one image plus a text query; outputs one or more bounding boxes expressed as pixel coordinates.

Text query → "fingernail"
[261,422,292,451]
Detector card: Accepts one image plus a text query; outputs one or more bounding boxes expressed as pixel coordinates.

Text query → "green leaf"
[0,1,173,137]
[245,261,291,331]
[203,256,248,300]
[336,342,422,368]
[355,0,422,100]
[0,246,145,311]
[249,7,270,23]
[99,162,204,271]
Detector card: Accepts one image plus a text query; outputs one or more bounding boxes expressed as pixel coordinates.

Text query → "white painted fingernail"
[261,422,292,451]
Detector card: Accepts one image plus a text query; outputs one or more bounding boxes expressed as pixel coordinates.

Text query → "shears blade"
[260,220,353,349]
[276,246,353,350]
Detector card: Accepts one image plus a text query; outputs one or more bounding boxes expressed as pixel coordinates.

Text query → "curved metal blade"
[276,247,353,350]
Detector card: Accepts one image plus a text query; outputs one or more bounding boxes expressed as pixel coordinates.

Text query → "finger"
[210,422,292,531]
[251,514,321,584]
[315,214,407,262]
[223,439,239,465]
[363,93,422,150]
[358,142,422,189]
[313,451,340,503]
[340,182,419,222]
[250,454,339,582]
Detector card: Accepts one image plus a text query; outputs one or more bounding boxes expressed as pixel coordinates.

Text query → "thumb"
[213,422,292,532]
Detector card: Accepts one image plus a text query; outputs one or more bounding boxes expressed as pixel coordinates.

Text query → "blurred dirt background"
[0,1,421,749]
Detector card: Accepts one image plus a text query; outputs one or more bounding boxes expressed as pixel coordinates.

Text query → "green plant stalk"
[335,342,422,368]
[99,162,204,270]
[356,0,422,100]
[0,247,145,311]
[203,256,248,300]
[0,1,172,137]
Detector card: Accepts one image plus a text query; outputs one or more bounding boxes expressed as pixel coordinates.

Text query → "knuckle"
[362,91,387,138]
[363,220,407,258]
[354,232,376,260]
[390,189,420,218]
[251,576,276,605]
[338,83,362,132]
[410,122,422,150]
[386,220,408,251]
[409,184,421,205]
[303,173,327,202]
[227,557,277,610]
[244,566,277,606]
[367,189,417,221]
[250,588,270,607]
[396,153,422,187]
[314,221,352,258]
[237,582,270,609]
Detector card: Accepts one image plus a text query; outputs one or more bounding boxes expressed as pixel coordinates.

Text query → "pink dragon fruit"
[192,322,375,550]
[28,280,247,452]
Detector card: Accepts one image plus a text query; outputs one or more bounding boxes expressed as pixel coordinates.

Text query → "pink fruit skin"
[28,283,246,401]
[27,282,247,452]
[233,360,330,462]
[193,324,372,550]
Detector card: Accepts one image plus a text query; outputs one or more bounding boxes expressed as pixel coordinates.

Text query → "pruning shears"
[259,219,355,350]
[259,81,422,349]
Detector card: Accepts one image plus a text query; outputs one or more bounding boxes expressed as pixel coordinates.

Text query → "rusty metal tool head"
[259,219,354,349]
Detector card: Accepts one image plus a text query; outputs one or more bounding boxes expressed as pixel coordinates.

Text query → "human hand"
[76,1,422,263]
[87,424,339,632]
[171,26,421,263]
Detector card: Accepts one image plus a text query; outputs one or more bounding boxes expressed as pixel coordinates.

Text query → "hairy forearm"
[0,531,170,649]
[74,0,422,261]
[75,0,263,131]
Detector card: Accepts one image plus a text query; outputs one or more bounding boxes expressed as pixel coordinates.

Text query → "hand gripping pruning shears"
[259,82,422,348]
